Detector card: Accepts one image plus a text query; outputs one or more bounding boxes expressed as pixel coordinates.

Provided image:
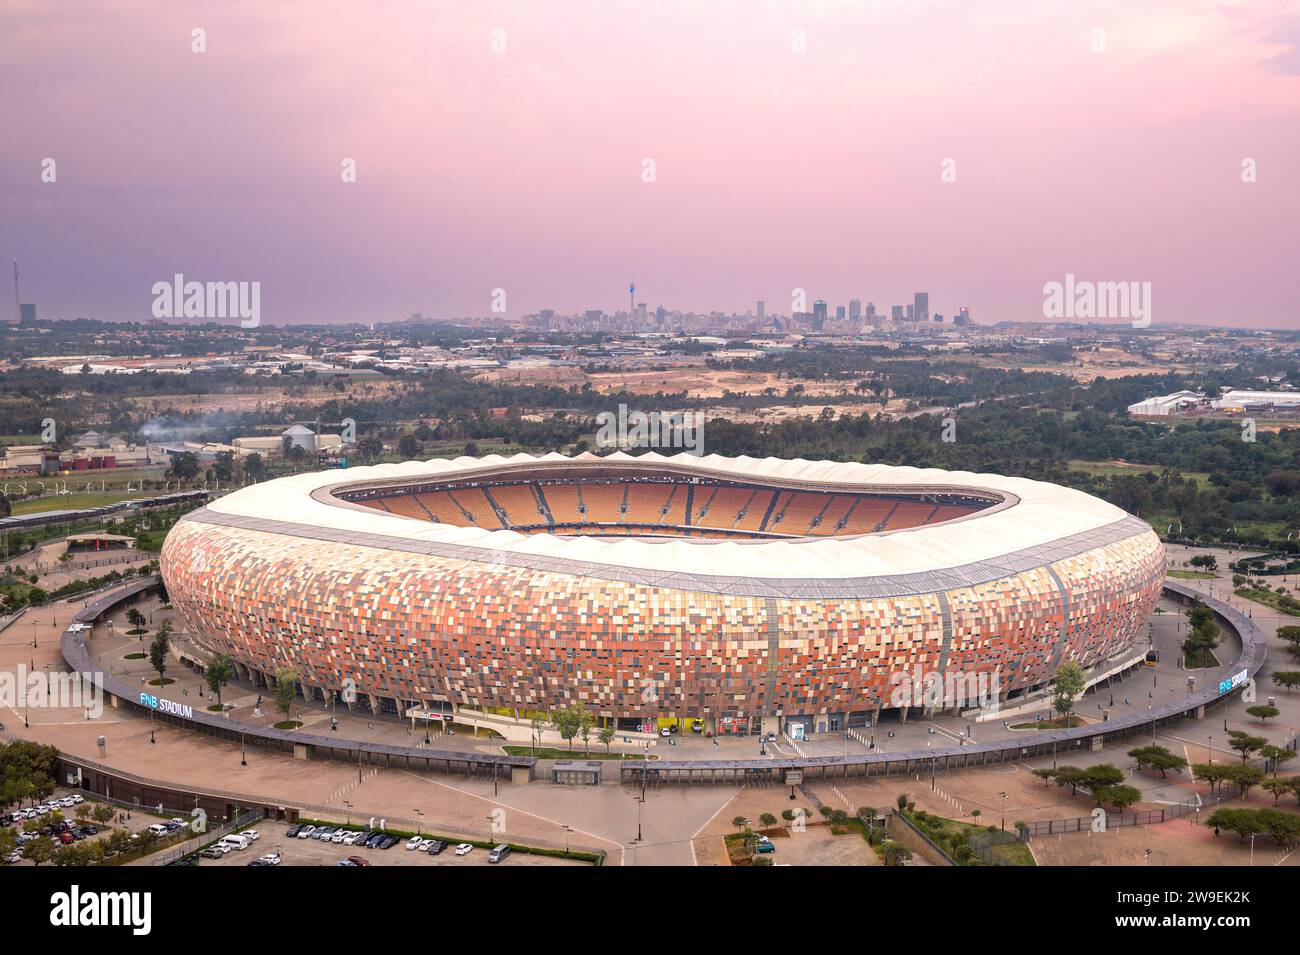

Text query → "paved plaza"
[3,542,1298,866]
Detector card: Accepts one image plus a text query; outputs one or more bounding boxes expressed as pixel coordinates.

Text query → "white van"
[219,834,250,851]
[146,824,170,837]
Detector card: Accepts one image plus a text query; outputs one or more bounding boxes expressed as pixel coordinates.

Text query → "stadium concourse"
[159,452,1165,739]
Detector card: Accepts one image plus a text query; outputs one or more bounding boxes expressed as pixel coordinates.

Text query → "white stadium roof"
[203,452,1142,582]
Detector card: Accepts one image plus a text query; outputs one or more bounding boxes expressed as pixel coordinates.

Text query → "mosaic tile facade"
[160,496,1165,724]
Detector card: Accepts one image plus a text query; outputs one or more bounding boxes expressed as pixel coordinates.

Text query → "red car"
[58,833,75,845]
[346,855,370,867]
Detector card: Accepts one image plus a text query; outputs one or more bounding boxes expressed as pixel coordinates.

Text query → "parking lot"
[198,820,589,867]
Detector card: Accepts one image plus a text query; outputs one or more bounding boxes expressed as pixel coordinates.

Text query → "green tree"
[147,620,172,685]
[1127,744,1188,778]
[1246,704,1280,725]
[551,706,583,752]
[204,653,234,706]
[1226,730,1267,763]
[597,725,616,756]
[1051,661,1086,727]
[273,667,299,724]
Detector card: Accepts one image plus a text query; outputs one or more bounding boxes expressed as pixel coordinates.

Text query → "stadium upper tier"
[184,451,1140,586]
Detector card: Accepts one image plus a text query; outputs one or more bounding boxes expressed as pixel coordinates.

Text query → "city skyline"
[2,1,1299,328]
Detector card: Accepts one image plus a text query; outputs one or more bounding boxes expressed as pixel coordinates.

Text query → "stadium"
[159,452,1166,737]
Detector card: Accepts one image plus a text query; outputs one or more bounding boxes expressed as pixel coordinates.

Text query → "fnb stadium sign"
[139,692,193,719]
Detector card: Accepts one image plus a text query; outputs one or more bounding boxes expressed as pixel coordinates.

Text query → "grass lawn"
[9,492,152,516]
[1235,588,1300,617]
[1068,460,1212,489]
[1010,716,1085,730]
[906,810,1037,866]
[1167,570,1219,580]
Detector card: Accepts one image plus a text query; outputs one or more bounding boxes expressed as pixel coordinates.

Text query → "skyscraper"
[756,300,765,320]
[849,298,862,322]
[812,300,828,325]
[914,292,929,324]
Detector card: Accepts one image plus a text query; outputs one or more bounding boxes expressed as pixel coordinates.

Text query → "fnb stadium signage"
[139,692,193,719]
[1217,670,1248,695]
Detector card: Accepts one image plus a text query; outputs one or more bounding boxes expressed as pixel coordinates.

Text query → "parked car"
[364,833,385,848]
[81,825,99,836]
[146,824,170,837]
[342,831,361,845]
[258,852,281,865]
[454,843,474,856]
[335,859,356,866]
[330,830,347,844]
[199,847,225,859]
[4,851,22,864]
[58,833,74,845]
[296,825,316,839]
[242,829,261,841]
[488,844,511,863]
[659,727,670,737]
[426,840,447,855]
[286,824,302,838]
[405,836,423,851]
[346,855,370,866]
[219,834,250,851]
[379,835,400,849]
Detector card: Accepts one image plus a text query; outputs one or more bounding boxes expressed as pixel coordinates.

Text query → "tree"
[1263,778,1293,805]
[880,840,911,866]
[1094,784,1142,810]
[1051,661,1086,727]
[1246,704,1280,725]
[731,815,749,833]
[597,725,615,756]
[1271,671,1300,694]
[1223,764,1265,798]
[551,706,583,752]
[125,608,146,633]
[91,803,114,826]
[1205,807,1265,842]
[1261,745,1295,778]
[23,835,55,866]
[273,667,299,724]
[243,452,266,482]
[148,622,171,685]
[1031,767,1056,788]
[204,653,234,706]
[1226,730,1267,763]
[1127,745,1188,778]
[759,813,777,829]
[1192,763,1232,796]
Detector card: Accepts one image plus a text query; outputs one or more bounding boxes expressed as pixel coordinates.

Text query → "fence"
[135,809,265,867]
[1019,791,1225,838]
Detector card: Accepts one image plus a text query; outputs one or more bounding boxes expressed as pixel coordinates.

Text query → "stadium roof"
[198,452,1146,582]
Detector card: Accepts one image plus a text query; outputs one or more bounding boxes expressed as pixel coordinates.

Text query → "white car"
[59,798,76,808]
[659,727,670,737]
[70,795,84,804]
[296,825,316,839]
[405,836,423,851]
[330,830,347,843]
[4,851,22,864]
[454,843,474,856]
[342,831,360,845]
[259,852,281,865]
[417,839,433,851]
[243,829,261,841]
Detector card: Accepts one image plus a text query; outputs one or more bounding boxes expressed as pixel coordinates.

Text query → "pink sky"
[2,0,1298,327]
